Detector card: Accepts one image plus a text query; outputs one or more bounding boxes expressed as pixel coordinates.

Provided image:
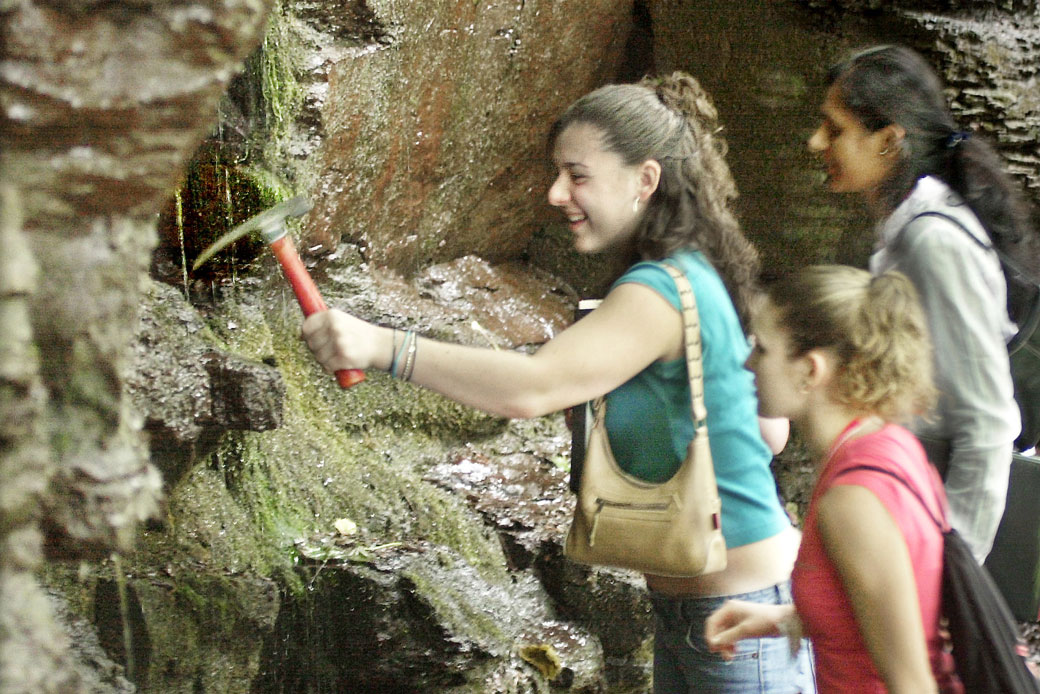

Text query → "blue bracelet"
[391,330,413,379]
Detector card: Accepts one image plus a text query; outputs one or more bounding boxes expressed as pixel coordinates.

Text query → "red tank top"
[791,422,961,693]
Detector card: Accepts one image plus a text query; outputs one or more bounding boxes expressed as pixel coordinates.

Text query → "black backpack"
[843,464,1040,693]
[908,212,1040,451]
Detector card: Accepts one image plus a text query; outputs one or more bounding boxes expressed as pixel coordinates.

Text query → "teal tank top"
[605,249,789,548]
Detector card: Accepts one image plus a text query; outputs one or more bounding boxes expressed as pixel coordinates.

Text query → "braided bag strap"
[663,264,706,428]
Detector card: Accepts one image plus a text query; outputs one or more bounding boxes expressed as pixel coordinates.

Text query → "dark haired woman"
[303,73,814,693]
[806,44,1034,561]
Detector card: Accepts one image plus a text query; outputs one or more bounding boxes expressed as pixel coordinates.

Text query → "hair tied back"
[945,130,971,149]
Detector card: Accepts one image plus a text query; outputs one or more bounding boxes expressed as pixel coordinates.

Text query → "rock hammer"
[193,196,365,388]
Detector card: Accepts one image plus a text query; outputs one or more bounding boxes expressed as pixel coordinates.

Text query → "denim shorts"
[650,582,816,694]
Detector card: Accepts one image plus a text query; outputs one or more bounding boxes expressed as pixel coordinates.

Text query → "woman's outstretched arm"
[302,282,683,419]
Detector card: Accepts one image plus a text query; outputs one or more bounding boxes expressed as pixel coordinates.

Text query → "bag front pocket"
[587,497,677,547]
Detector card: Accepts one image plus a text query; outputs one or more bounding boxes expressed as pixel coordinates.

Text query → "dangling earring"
[633,198,640,213]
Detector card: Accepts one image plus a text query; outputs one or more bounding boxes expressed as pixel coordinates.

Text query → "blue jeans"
[650,582,816,694]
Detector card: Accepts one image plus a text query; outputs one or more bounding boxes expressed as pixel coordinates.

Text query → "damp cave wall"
[1,0,1039,693]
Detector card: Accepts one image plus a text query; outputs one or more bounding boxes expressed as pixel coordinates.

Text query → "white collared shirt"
[869,175,1018,559]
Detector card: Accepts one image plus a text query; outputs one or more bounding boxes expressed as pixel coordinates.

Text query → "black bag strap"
[838,465,1040,693]
[901,211,1040,353]
[906,211,1010,268]
[833,464,949,532]
[906,211,1035,302]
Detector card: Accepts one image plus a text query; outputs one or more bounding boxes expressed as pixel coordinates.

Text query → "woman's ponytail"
[770,266,936,421]
[946,134,1031,252]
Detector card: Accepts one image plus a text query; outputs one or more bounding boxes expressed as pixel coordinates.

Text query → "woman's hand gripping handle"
[269,234,365,387]
[301,306,389,381]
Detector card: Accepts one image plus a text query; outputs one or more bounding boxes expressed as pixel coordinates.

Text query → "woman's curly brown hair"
[548,72,761,323]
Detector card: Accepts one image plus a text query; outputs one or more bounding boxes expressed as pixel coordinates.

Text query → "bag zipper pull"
[589,499,605,547]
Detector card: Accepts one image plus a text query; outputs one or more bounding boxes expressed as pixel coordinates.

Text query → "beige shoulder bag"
[564,264,727,577]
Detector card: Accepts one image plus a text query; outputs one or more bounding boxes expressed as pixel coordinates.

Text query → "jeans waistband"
[649,580,793,622]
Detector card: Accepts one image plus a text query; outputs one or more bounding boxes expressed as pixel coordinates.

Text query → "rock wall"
[305,0,635,273]
[0,1,274,692]
[174,0,636,280]
[4,0,1040,693]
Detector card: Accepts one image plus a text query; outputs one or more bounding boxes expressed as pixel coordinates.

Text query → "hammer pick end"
[191,195,313,271]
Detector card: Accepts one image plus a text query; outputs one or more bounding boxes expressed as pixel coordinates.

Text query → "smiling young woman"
[808,87,901,207]
[546,122,660,255]
[303,73,814,694]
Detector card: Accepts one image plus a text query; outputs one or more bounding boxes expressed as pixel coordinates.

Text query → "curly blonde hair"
[548,72,760,323]
[767,265,936,421]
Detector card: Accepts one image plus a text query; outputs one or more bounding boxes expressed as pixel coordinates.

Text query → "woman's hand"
[704,601,793,660]
[301,309,390,374]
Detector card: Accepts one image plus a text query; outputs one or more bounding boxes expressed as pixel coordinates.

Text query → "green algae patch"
[215,275,509,440]
[158,142,285,283]
[142,463,279,574]
[250,0,305,161]
[156,0,308,288]
[400,562,509,647]
[210,394,510,584]
[166,280,516,589]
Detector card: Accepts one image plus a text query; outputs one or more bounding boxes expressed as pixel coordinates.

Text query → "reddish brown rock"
[304,1,634,272]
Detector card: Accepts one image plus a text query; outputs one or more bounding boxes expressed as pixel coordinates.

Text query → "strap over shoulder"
[907,211,993,253]
[834,464,949,532]
[661,263,707,429]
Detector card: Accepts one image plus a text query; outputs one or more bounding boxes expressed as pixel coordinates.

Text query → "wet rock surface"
[423,445,575,571]
[8,0,1040,692]
[43,245,654,693]
[112,570,280,694]
[126,280,286,485]
[302,1,635,273]
[62,256,651,693]
[422,435,655,690]
[46,588,136,694]
[309,245,577,354]
[256,546,608,693]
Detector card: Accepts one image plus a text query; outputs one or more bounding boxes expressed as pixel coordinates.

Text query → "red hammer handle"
[268,235,365,388]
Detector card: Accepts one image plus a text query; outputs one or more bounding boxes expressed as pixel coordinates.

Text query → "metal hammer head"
[192,195,313,271]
